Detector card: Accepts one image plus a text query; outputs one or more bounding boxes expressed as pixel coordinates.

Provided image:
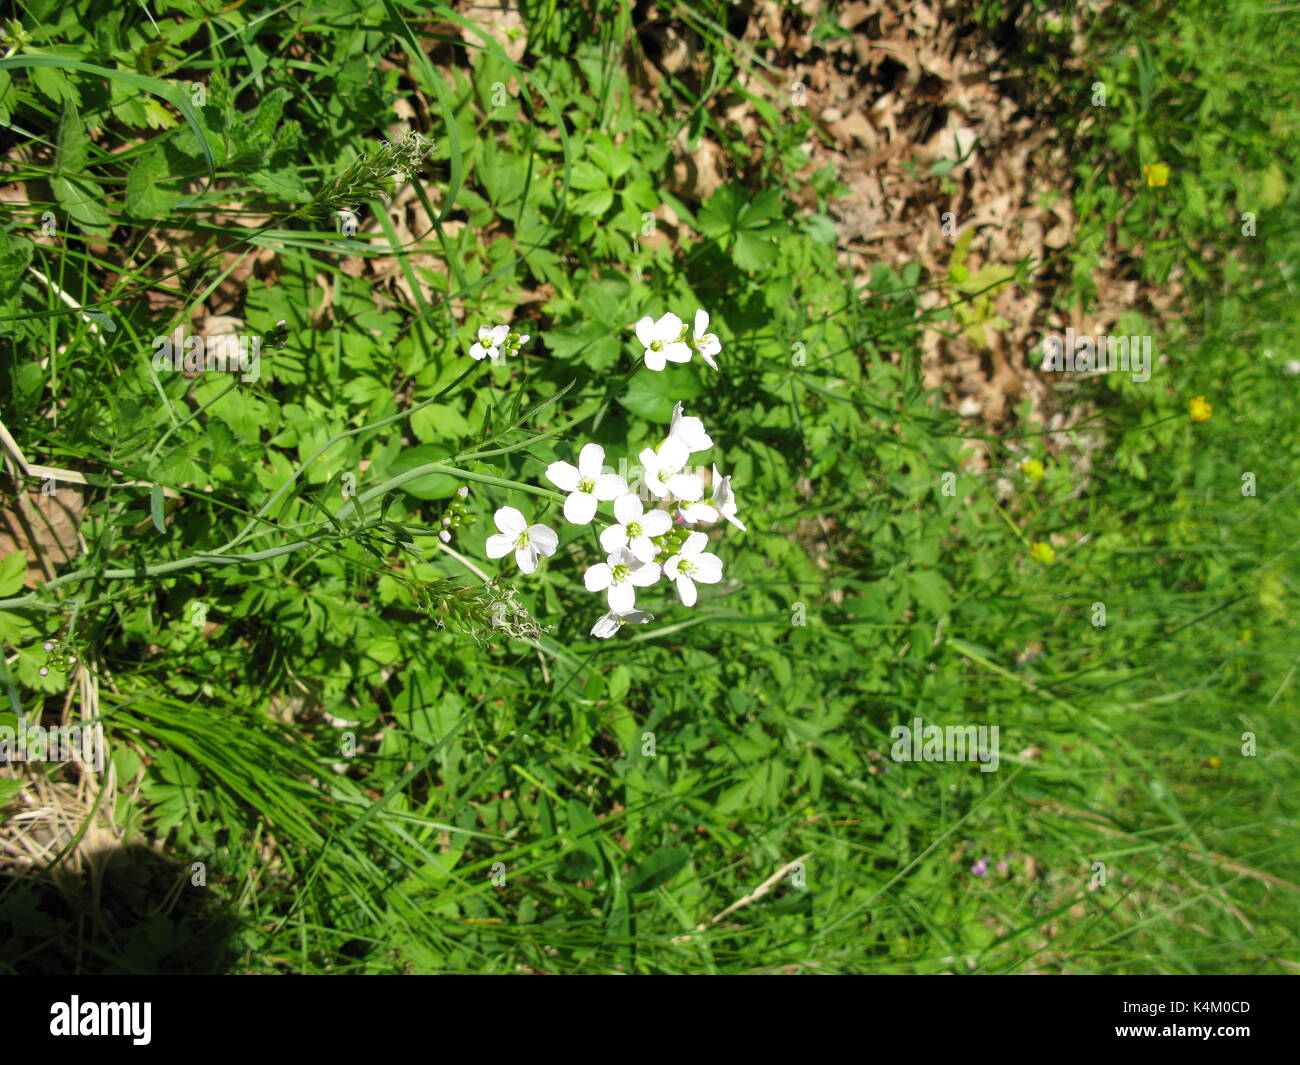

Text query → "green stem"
[0,462,560,611]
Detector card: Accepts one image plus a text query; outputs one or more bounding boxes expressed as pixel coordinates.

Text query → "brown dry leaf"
[0,472,83,586]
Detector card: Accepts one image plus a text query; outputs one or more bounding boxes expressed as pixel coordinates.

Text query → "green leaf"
[0,550,27,597]
[626,847,689,893]
[386,444,460,500]
[411,403,472,443]
[56,96,89,174]
[621,366,703,423]
[125,146,179,218]
[733,230,776,271]
[52,175,112,238]
[0,227,33,299]
[150,484,166,534]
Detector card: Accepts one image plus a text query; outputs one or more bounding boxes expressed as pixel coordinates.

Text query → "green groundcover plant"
[0,0,1294,976]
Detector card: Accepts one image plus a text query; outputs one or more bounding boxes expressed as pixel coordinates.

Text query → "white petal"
[585,563,612,592]
[490,324,510,344]
[627,561,661,587]
[477,326,494,341]
[681,531,709,556]
[679,502,717,524]
[635,316,657,348]
[621,610,653,625]
[546,461,581,492]
[675,574,697,607]
[692,553,723,583]
[469,343,488,360]
[643,347,666,371]
[614,494,644,525]
[607,583,636,613]
[485,533,514,559]
[694,309,710,336]
[655,312,683,340]
[578,442,605,479]
[670,413,712,453]
[639,509,672,536]
[638,447,661,472]
[564,490,598,525]
[658,437,690,469]
[528,524,558,556]
[494,506,527,536]
[593,473,627,500]
[626,533,655,566]
[663,341,693,363]
[643,472,671,498]
[697,347,719,371]
[591,613,620,639]
[724,510,747,532]
[515,545,538,574]
[667,473,704,501]
[599,524,629,553]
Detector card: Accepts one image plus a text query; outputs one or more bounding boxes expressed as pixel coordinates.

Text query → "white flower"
[470,323,510,362]
[584,547,661,612]
[546,443,627,524]
[600,494,673,563]
[635,312,692,371]
[591,608,654,639]
[691,309,721,370]
[663,531,724,607]
[679,464,747,531]
[484,506,558,574]
[669,402,712,454]
[638,436,703,501]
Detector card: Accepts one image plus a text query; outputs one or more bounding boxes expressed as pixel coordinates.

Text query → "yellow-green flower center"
[626,521,643,538]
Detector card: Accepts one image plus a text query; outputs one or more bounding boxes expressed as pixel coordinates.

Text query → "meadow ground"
[0,0,1296,975]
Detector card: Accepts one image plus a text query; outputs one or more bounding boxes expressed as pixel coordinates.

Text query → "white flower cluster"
[635,309,721,371]
[469,323,530,363]
[478,402,744,640]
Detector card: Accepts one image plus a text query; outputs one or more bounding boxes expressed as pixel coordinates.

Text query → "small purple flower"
[971,858,989,877]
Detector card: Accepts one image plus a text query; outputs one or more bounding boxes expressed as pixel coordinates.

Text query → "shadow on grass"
[0,844,240,975]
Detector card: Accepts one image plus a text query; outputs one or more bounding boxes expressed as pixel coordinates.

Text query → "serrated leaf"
[52,175,112,238]
[733,230,776,271]
[56,97,89,174]
[126,147,179,218]
[0,227,33,298]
